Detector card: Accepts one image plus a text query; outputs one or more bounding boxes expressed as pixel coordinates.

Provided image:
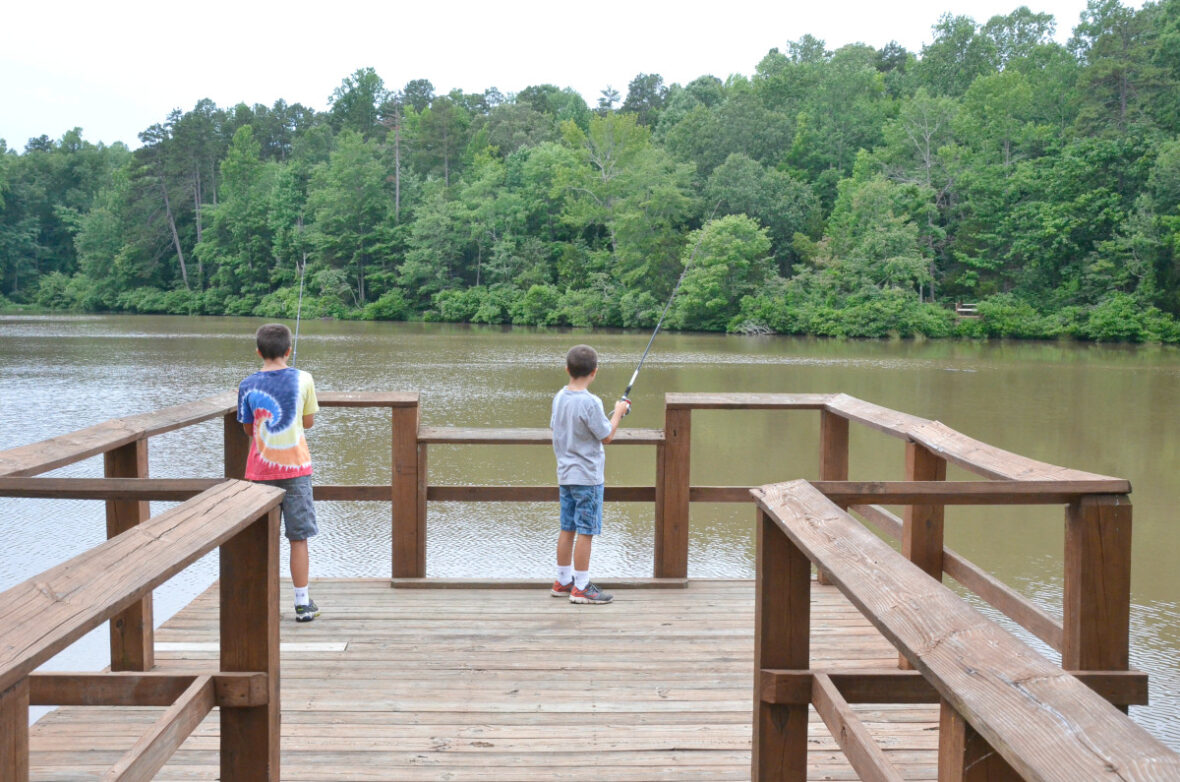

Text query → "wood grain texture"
[812,673,906,782]
[29,672,269,708]
[100,675,215,782]
[752,508,810,781]
[656,407,691,579]
[1,480,283,695]
[754,479,1180,781]
[28,580,950,781]
[219,506,280,780]
[1064,495,1132,672]
[1,679,29,782]
[391,404,422,579]
[104,440,153,673]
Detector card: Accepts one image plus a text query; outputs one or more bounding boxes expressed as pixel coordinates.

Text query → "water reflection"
[1,314,1177,746]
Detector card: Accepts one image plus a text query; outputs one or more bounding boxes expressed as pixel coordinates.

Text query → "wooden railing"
[0,388,1157,776]
[0,391,1136,677]
[0,480,284,781]
[750,480,1176,781]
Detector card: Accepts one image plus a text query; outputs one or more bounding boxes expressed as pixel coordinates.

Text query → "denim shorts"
[559,484,604,536]
[255,475,318,541]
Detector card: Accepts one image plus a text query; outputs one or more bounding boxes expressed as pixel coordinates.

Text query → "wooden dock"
[29,579,940,781]
[7,391,1177,780]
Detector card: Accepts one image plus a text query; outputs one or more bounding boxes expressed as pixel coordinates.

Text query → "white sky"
[1,0,1113,151]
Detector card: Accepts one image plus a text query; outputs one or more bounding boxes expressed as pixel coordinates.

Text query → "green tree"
[670,215,774,330]
[621,73,668,126]
[329,68,390,139]
[307,130,395,305]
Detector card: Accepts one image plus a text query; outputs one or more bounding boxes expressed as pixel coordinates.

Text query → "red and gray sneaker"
[550,580,573,597]
[569,582,613,604]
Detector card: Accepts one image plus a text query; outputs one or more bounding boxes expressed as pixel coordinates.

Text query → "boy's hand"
[613,398,632,418]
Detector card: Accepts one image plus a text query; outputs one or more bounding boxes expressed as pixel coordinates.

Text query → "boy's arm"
[303,414,315,429]
[241,423,253,438]
[601,399,631,444]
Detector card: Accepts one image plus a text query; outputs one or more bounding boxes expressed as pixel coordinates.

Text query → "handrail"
[0,390,1136,693]
[750,479,1177,781]
[0,480,284,780]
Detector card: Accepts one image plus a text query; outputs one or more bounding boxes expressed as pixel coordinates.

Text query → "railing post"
[104,439,153,671]
[1,679,29,781]
[655,400,690,579]
[1063,495,1132,675]
[392,398,423,578]
[752,507,810,782]
[903,441,947,580]
[901,441,946,670]
[938,700,1021,781]
[817,411,849,585]
[224,411,249,480]
[220,505,280,780]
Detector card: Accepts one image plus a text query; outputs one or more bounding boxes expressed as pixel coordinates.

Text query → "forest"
[3,0,1180,341]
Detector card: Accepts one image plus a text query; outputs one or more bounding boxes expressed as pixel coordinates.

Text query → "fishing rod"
[619,203,721,414]
[291,252,307,367]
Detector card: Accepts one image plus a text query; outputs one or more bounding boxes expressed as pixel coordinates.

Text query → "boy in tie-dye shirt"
[237,323,321,622]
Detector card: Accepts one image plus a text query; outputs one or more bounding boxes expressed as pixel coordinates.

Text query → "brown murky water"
[1,314,1177,746]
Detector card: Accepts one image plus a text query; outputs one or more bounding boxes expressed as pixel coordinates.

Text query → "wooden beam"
[100,675,215,782]
[417,426,663,445]
[0,392,235,478]
[759,669,1148,706]
[816,479,1132,504]
[105,440,153,672]
[318,392,419,407]
[752,507,810,781]
[938,699,1021,782]
[219,506,280,780]
[753,480,1180,780]
[1064,495,1132,673]
[666,393,835,410]
[656,406,690,579]
[29,672,269,707]
[224,412,249,481]
[818,411,849,586]
[314,484,392,502]
[811,673,905,782]
[903,444,946,582]
[822,394,1127,486]
[1,481,283,696]
[0,679,28,782]
[424,485,656,503]
[392,403,423,579]
[852,503,1066,651]
[0,477,223,500]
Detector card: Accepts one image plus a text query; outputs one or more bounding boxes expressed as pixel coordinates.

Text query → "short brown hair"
[255,323,292,360]
[566,344,598,378]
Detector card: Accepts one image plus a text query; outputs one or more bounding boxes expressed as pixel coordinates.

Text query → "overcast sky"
[1,0,1117,151]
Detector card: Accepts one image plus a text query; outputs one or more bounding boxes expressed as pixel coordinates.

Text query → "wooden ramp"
[29,580,940,781]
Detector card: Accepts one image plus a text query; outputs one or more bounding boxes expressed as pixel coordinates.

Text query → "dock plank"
[29,580,944,781]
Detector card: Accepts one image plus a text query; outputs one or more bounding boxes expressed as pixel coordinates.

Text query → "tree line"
[4,0,1180,342]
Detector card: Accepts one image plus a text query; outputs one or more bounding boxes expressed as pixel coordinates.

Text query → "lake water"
[1,314,1177,748]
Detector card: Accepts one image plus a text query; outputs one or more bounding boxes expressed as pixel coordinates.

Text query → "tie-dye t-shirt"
[236,367,319,481]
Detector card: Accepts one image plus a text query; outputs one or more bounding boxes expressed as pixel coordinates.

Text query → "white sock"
[573,570,590,590]
[294,586,309,606]
[556,565,573,585]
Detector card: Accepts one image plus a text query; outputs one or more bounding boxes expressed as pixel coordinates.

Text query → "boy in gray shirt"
[550,344,631,604]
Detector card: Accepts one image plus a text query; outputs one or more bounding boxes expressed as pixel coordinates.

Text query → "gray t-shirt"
[550,387,612,486]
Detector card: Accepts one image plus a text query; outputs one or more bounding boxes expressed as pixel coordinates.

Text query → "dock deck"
[29,579,938,781]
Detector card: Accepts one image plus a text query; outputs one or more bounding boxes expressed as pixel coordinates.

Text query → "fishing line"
[291,254,307,367]
[620,203,721,413]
